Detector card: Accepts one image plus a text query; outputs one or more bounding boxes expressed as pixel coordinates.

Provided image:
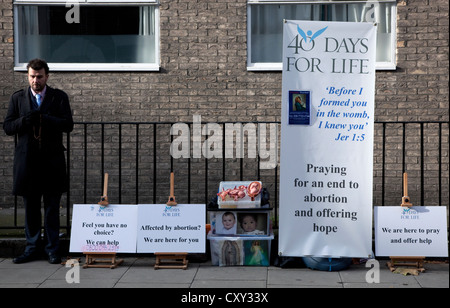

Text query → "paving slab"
[412,263,450,288]
[0,257,447,289]
[0,258,60,287]
[195,263,268,281]
[268,267,342,288]
[191,279,267,288]
[339,261,422,288]
[118,257,199,286]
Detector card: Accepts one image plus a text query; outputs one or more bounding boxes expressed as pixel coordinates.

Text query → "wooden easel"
[400,172,413,207]
[83,252,124,269]
[387,256,425,272]
[84,173,123,269]
[153,172,189,270]
[166,172,177,206]
[98,172,109,206]
[154,252,189,270]
[388,173,425,273]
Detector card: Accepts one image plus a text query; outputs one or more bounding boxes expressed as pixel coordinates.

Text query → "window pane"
[250,2,394,65]
[250,4,322,63]
[17,5,156,64]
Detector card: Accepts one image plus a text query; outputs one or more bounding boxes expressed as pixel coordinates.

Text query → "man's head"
[27,58,49,93]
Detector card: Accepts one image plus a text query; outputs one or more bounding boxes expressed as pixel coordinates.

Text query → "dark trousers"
[23,193,62,255]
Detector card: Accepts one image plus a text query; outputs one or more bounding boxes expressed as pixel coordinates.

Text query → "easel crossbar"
[83,252,123,269]
[154,253,189,270]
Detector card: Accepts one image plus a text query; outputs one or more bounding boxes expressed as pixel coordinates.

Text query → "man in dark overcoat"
[3,59,73,264]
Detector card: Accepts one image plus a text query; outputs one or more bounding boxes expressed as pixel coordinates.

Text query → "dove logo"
[298,25,328,44]
[287,26,328,54]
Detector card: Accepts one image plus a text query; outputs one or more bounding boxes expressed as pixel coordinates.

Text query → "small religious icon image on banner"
[288,90,311,125]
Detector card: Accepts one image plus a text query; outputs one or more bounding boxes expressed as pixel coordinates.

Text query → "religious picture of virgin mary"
[288,90,311,125]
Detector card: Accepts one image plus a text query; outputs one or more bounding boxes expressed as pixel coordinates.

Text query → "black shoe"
[48,253,61,264]
[13,252,39,264]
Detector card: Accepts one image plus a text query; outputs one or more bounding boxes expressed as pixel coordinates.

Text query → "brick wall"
[0,0,448,215]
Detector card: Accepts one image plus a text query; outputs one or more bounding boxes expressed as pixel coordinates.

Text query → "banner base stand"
[154,252,188,270]
[82,252,123,269]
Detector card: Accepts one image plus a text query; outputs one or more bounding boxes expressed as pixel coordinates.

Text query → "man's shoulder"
[11,88,26,98]
[47,87,69,99]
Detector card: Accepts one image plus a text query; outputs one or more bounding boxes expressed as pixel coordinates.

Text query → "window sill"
[14,63,161,72]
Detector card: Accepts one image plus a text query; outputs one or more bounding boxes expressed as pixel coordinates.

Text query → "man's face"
[27,68,48,93]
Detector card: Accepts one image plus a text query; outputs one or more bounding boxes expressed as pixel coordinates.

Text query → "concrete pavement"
[0,256,448,288]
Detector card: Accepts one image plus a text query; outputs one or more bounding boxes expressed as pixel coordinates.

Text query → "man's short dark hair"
[27,58,49,75]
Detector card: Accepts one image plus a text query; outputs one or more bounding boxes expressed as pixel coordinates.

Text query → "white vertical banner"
[279,20,377,258]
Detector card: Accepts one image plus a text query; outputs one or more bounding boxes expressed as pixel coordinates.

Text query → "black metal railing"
[0,120,448,234]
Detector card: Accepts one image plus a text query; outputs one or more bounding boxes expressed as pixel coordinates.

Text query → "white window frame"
[13,0,160,71]
[247,0,397,71]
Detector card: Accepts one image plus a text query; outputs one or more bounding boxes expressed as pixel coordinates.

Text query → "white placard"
[136,204,206,253]
[374,206,448,257]
[278,20,377,258]
[69,204,138,253]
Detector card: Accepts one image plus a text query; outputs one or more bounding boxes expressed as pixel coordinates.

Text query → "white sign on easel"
[69,204,138,253]
[374,206,448,257]
[136,204,205,253]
